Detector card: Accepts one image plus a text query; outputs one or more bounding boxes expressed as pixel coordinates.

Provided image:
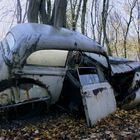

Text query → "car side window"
[26,50,68,67]
[78,67,100,86]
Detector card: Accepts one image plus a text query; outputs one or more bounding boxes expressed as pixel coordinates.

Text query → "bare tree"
[102,0,112,55]
[95,1,103,44]
[133,0,140,59]
[27,0,67,27]
[22,0,29,23]
[16,0,22,23]
[27,0,51,24]
[39,0,48,24]
[46,0,51,22]
[81,0,88,34]
[110,11,121,56]
[2,0,138,60]
[90,0,97,40]
[121,0,137,58]
[69,0,82,30]
[27,0,41,23]
[51,0,67,27]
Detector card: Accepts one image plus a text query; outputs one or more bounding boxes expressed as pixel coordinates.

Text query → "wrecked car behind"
[108,57,140,107]
[0,23,139,126]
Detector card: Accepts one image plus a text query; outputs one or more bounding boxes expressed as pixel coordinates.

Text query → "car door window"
[26,50,68,67]
[78,67,100,86]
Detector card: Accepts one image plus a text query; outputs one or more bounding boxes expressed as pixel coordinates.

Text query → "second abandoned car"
[0,23,140,126]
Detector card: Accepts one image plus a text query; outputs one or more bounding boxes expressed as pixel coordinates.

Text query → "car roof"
[6,23,107,67]
[9,23,104,53]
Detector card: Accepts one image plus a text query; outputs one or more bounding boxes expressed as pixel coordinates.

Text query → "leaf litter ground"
[0,106,140,140]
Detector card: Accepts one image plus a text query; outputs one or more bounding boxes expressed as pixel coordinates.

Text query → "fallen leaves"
[0,107,140,139]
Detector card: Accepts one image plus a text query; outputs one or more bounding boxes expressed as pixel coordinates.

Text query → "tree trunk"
[122,0,137,58]
[81,0,88,34]
[135,0,140,60]
[51,0,67,28]
[16,0,22,23]
[91,0,96,39]
[27,0,41,23]
[138,37,140,59]
[27,0,49,24]
[114,29,118,56]
[22,0,29,23]
[39,0,48,24]
[70,0,82,30]
[137,1,140,59]
[102,0,112,56]
[110,11,121,57]
[46,0,51,22]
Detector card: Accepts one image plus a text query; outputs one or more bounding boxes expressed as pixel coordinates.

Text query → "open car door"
[78,67,116,127]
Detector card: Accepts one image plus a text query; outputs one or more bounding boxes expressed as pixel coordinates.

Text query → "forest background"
[0,0,139,60]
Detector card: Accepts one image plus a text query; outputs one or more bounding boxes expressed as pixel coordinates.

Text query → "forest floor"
[0,106,140,140]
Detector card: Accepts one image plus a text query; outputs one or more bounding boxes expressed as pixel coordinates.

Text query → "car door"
[77,67,116,127]
[14,49,69,104]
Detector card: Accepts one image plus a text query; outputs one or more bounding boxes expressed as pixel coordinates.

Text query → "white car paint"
[81,82,116,126]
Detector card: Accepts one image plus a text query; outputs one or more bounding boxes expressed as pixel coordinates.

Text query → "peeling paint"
[82,83,116,127]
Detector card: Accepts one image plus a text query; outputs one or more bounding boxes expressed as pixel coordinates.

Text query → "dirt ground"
[0,106,140,140]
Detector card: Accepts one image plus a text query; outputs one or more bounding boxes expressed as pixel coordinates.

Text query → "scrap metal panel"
[110,57,140,74]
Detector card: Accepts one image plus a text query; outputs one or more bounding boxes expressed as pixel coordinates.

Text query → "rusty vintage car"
[0,23,140,126]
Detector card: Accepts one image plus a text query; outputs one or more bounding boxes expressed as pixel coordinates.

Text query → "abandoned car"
[0,23,140,126]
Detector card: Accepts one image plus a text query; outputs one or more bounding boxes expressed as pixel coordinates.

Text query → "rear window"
[26,50,68,67]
